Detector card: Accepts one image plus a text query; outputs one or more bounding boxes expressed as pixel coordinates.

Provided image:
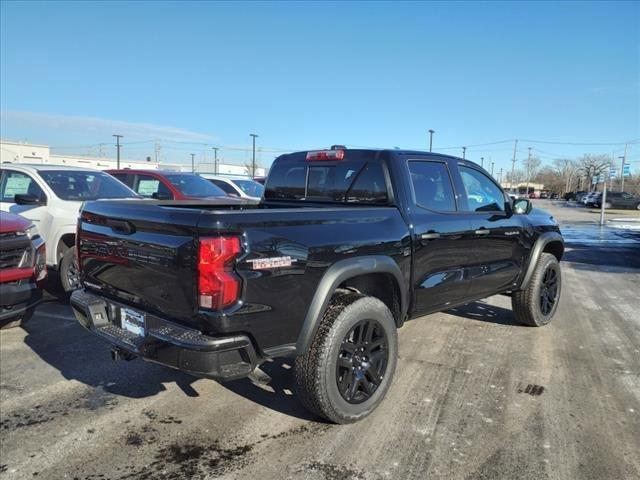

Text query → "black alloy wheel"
[539,264,560,316]
[336,318,388,404]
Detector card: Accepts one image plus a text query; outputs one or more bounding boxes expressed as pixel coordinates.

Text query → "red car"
[0,212,47,329]
[106,169,233,201]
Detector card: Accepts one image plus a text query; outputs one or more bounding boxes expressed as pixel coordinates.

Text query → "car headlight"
[24,223,40,240]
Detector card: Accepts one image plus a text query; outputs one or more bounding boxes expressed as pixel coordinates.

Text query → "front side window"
[408,161,456,212]
[0,170,45,202]
[134,175,172,198]
[459,166,505,212]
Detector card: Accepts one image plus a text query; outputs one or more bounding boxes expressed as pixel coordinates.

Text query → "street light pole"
[428,129,434,152]
[212,147,219,174]
[510,139,518,193]
[113,134,123,169]
[480,157,484,168]
[190,153,195,173]
[462,146,466,159]
[491,161,494,176]
[620,143,628,192]
[250,133,259,178]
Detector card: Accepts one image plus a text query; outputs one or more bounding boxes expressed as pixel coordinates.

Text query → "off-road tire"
[60,246,80,293]
[294,293,398,424]
[512,253,561,327]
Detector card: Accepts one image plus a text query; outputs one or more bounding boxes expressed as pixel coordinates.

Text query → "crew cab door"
[453,164,526,298]
[405,158,476,314]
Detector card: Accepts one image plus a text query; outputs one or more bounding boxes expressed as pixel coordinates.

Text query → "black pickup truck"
[71,147,564,423]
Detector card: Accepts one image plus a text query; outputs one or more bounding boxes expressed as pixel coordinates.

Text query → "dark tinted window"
[408,161,456,212]
[266,157,388,204]
[346,163,387,204]
[211,179,239,195]
[39,170,136,200]
[459,166,505,212]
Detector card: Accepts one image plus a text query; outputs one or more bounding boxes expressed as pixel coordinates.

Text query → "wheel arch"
[519,232,564,290]
[56,233,76,265]
[295,256,408,354]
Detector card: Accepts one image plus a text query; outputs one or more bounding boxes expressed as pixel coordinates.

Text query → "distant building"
[501,181,545,195]
[0,140,267,177]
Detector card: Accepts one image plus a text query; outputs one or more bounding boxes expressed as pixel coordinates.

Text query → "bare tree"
[577,154,610,191]
[551,158,579,194]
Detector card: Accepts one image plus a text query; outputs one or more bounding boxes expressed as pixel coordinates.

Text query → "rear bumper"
[70,289,258,381]
[0,280,42,322]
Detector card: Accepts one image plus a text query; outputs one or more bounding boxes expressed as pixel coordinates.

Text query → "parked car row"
[564,190,640,209]
[0,165,264,302]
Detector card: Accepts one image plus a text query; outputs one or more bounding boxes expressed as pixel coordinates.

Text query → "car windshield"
[39,170,138,201]
[232,179,264,198]
[164,174,226,197]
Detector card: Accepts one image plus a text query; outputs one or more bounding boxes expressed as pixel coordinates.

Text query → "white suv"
[0,164,139,292]
[199,174,264,201]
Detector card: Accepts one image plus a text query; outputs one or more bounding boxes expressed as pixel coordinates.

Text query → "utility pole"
[620,143,628,192]
[113,134,123,169]
[250,133,258,177]
[499,168,503,185]
[212,147,219,174]
[510,138,518,193]
[480,157,484,168]
[190,153,195,173]
[525,147,532,197]
[428,129,435,152]
[154,142,161,163]
[491,161,494,176]
[462,146,466,159]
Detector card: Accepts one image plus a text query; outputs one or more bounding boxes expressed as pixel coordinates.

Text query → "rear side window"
[408,161,456,212]
[266,158,388,204]
[135,175,173,199]
[211,179,239,195]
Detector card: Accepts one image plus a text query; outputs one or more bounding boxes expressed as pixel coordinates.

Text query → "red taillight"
[306,150,345,161]
[198,236,242,310]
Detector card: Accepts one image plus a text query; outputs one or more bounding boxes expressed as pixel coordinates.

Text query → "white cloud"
[0,110,216,143]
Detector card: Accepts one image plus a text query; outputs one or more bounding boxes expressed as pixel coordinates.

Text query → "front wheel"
[60,246,80,293]
[294,293,398,424]
[512,253,562,327]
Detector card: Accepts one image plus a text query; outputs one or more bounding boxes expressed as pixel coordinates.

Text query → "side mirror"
[513,198,532,215]
[14,193,45,206]
[151,192,172,200]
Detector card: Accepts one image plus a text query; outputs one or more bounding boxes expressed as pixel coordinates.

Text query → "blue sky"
[1,1,639,172]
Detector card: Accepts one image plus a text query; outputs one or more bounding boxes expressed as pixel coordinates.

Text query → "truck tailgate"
[78,200,204,324]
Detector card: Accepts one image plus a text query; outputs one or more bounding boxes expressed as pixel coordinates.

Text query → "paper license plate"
[121,307,145,337]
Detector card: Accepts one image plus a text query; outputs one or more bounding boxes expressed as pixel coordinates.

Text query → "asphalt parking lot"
[1,200,639,480]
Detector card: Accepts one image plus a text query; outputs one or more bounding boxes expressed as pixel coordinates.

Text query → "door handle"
[474,229,490,235]
[421,232,441,240]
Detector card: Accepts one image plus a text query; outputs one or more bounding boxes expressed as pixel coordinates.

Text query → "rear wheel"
[512,253,561,327]
[60,246,80,293]
[294,293,397,424]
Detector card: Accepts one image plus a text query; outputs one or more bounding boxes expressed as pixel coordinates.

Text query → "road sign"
[623,163,631,177]
[610,167,617,178]
[592,176,598,184]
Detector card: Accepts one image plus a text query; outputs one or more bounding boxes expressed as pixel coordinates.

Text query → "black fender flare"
[519,232,564,289]
[295,255,408,354]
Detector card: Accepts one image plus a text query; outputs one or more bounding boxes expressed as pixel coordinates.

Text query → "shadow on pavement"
[21,300,317,420]
[446,300,521,326]
[22,302,201,399]
[222,360,321,422]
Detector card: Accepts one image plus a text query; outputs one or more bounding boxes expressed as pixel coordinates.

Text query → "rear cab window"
[265,150,389,204]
